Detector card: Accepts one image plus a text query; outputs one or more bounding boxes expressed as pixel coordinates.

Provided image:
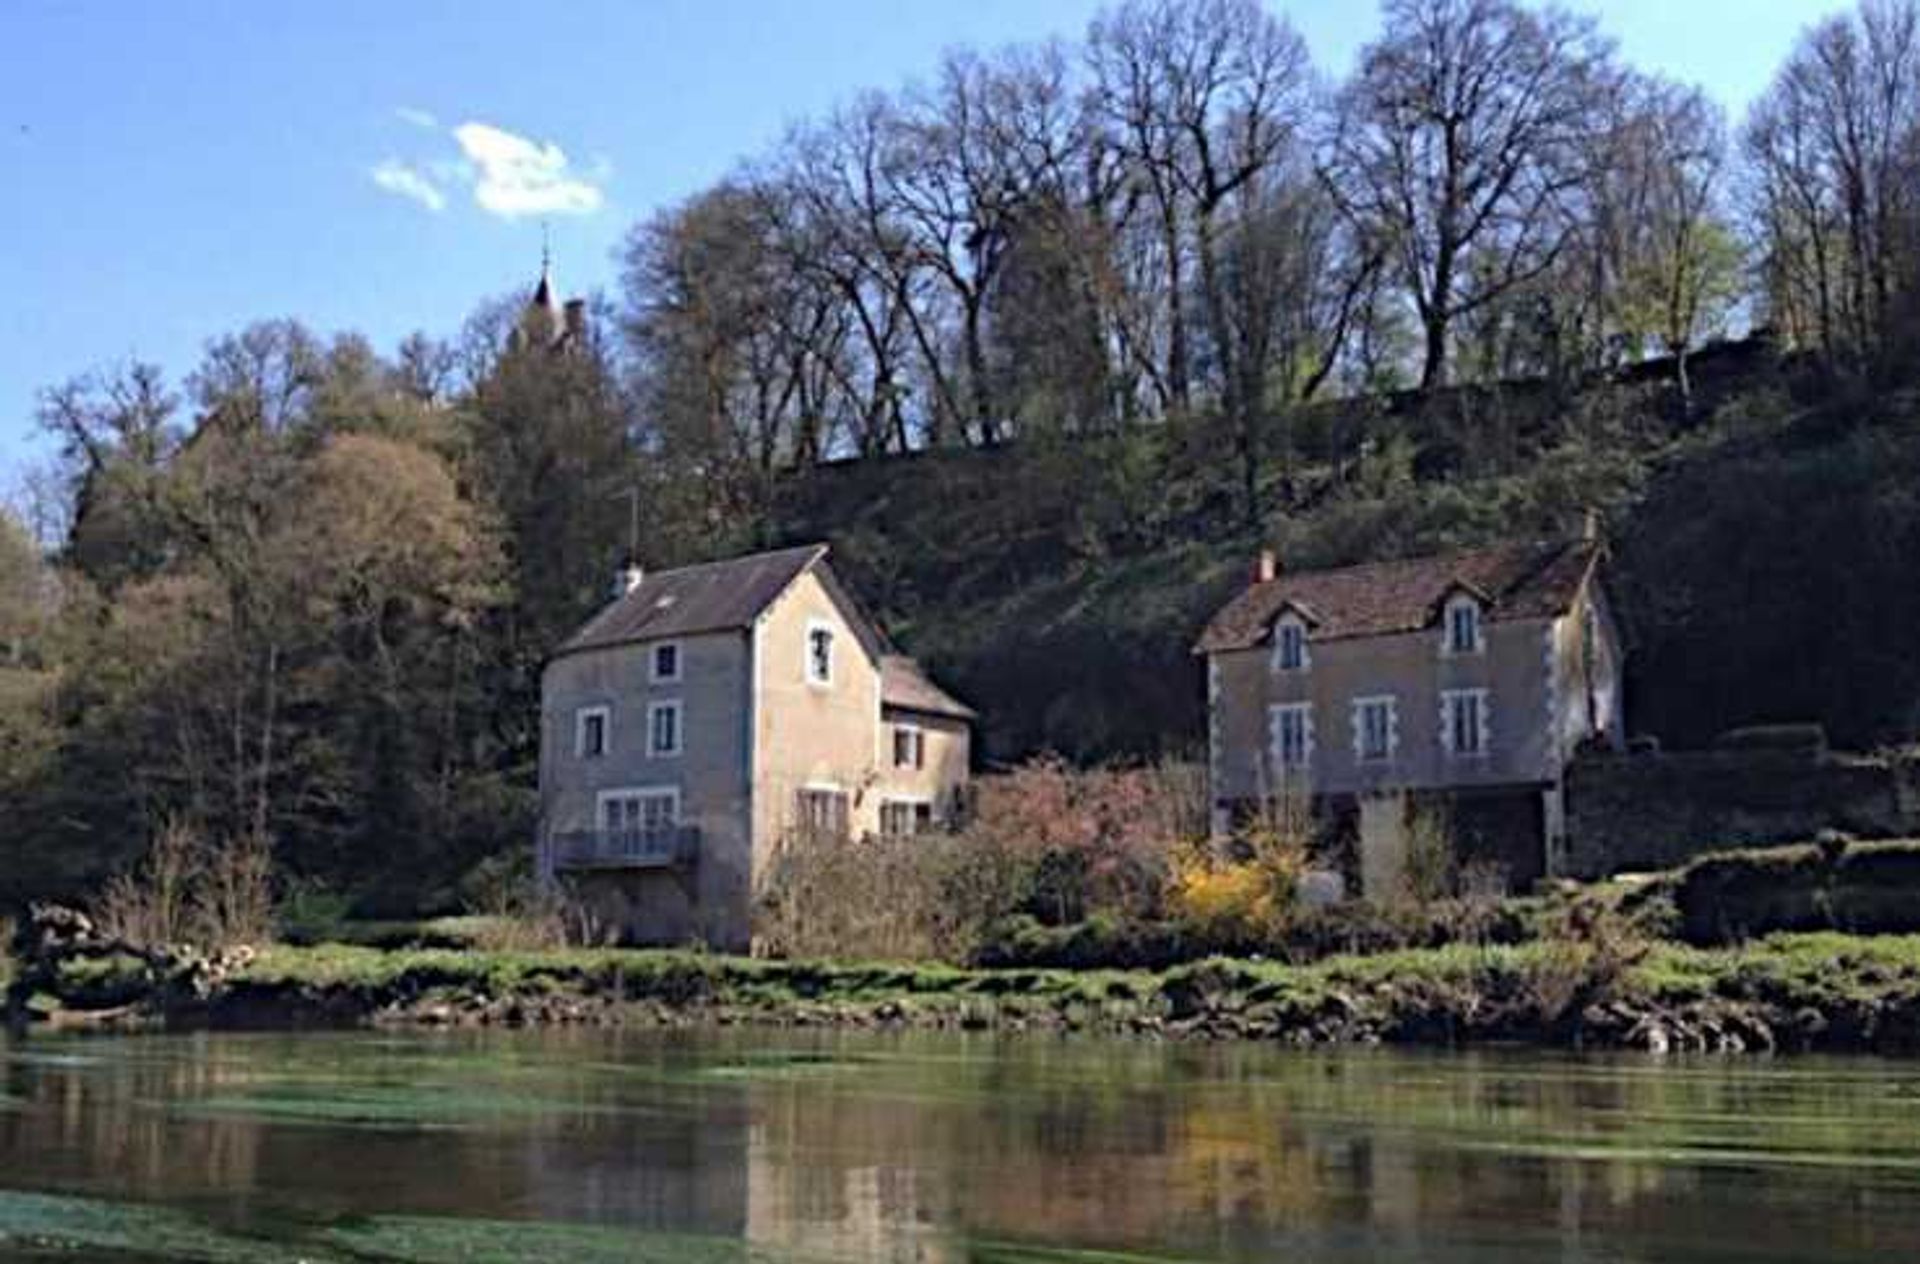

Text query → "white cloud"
[395,106,439,130]
[452,121,604,218]
[370,160,447,212]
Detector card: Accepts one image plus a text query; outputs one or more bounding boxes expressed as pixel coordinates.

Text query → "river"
[4,1028,1920,1261]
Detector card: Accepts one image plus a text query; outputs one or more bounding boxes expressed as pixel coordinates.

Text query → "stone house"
[1194,531,1623,895]
[538,544,974,949]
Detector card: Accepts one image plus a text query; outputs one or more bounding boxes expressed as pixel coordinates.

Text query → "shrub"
[756,757,1208,962]
[276,881,354,946]
[756,826,1023,962]
[1167,812,1309,951]
[1401,802,1458,904]
[94,822,273,950]
[1520,902,1650,1025]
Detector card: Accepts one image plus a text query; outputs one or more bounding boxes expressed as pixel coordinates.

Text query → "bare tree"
[1615,82,1743,408]
[1745,0,1920,362]
[1325,0,1614,390]
[1088,0,1316,414]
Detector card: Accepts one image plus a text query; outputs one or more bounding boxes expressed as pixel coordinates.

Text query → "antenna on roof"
[540,219,551,275]
[609,485,641,565]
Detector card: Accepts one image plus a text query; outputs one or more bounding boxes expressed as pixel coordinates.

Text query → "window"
[1269,703,1313,772]
[892,723,925,770]
[1445,597,1483,655]
[805,621,835,686]
[599,787,678,836]
[1273,615,1309,672]
[574,705,610,759]
[648,700,682,757]
[795,786,849,838]
[1443,689,1490,757]
[651,641,681,683]
[879,799,935,836]
[1353,696,1398,763]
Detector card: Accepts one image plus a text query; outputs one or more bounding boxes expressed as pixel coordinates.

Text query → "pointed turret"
[509,231,587,354]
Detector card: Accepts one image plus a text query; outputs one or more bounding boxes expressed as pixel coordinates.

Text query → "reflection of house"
[1195,528,1623,893]
[538,544,974,949]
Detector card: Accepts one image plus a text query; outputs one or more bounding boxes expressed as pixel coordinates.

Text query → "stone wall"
[1564,749,1920,878]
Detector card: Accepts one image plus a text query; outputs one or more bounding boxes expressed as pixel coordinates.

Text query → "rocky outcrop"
[6,904,257,1032]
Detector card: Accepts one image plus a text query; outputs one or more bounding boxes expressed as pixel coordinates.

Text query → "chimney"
[1254,549,1278,584]
[614,560,645,599]
[563,298,587,342]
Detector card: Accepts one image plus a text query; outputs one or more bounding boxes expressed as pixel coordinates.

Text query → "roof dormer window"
[1443,595,1483,656]
[1272,612,1310,672]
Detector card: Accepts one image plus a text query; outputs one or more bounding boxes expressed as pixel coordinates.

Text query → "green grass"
[27,926,1920,1050]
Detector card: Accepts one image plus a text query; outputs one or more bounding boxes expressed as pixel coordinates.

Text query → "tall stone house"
[538,544,974,949]
[1194,531,1624,894]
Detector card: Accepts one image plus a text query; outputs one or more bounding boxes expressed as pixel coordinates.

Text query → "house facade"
[1195,533,1623,894]
[538,544,974,949]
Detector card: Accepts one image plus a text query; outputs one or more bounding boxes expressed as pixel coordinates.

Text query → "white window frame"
[892,721,926,770]
[1441,688,1492,758]
[574,704,611,759]
[1441,594,1484,657]
[647,699,683,758]
[804,618,836,687]
[649,640,683,683]
[596,785,680,833]
[1352,695,1400,764]
[878,796,934,837]
[1268,702,1314,774]
[1271,613,1311,673]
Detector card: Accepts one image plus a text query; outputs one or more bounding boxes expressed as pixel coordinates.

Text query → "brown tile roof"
[881,655,977,721]
[557,544,828,655]
[1195,537,1601,654]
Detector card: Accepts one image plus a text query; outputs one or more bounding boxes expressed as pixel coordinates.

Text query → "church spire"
[530,221,557,312]
[510,225,586,353]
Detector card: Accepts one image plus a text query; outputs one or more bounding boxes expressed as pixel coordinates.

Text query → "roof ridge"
[1270,534,1576,584]
[642,541,827,581]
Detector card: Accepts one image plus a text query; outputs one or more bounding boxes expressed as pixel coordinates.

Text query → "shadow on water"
[4,1027,1920,1262]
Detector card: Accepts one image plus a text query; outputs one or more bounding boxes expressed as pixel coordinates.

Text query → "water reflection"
[4,1029,1920,1261]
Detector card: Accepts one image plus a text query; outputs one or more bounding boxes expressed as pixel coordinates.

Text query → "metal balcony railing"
[550,826,699,870]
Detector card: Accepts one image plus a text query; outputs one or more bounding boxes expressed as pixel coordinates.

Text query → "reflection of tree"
[0,1040,263,1199]
[7,1031,1920,1261]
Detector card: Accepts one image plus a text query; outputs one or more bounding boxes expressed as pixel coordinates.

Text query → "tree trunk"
[1419,313,1450,391]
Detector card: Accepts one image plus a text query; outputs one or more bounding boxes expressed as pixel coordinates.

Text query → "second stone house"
[1194,530,1624,895]
[538,543,974,949]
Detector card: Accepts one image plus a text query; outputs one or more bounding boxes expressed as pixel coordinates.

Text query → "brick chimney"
[1254,549,1278,584]
[563,298,588,343]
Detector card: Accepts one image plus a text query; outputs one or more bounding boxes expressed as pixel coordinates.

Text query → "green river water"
[4,1028,1920,1261]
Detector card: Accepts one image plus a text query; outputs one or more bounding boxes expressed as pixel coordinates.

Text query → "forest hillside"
[6,0,1920,914]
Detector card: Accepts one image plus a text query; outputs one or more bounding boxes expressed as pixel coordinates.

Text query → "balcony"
[550,826,699,871]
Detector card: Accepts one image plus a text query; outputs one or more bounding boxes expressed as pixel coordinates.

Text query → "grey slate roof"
[881,655,977,721]
[1195,537,1601,654]
[558,544,828,654]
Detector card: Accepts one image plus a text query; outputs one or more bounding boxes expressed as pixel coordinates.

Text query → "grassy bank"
[14,932,1919,1055]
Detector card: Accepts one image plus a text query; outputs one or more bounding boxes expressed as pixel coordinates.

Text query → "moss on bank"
[19,925,1920,1054]
[144,933,1920,1053]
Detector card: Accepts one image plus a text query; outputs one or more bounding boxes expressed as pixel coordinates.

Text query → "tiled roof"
[881,655,977,721]
[1195,537,1601,654]
[557,544,829,654]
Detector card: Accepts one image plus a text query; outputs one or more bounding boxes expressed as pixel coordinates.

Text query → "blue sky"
[1,0,1835,486]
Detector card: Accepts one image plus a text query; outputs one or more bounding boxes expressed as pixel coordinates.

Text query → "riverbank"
[16,927,1920,1055]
